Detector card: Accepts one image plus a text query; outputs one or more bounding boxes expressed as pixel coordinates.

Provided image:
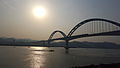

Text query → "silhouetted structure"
[48,18,120,52]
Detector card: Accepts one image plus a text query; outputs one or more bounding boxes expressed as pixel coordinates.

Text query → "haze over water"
[0,0,120,44]
[0,0,120,68]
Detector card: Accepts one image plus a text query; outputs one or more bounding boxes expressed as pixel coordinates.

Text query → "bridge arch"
[48,30,67,44]
[67,18,120,37]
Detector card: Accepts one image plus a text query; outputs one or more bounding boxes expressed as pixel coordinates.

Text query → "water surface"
[0,46,120,68]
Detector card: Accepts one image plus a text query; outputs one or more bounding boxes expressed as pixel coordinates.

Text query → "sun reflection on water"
[30,47,48,68]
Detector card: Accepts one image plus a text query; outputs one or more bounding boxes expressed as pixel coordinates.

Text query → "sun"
[33,7,46,17]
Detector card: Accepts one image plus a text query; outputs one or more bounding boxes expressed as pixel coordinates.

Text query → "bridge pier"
[65,40,69,54]
[48,41,50,45]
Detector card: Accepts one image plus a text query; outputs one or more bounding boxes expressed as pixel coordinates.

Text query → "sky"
[0,0,120,43]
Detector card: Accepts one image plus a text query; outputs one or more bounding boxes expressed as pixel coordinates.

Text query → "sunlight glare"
[33,7,46,17]
[31,47,47,50]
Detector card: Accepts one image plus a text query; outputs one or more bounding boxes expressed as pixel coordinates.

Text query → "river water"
[0,46,120,68]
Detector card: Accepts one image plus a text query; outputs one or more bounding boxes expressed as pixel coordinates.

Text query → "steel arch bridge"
[48,30,67,44]
[48,18,120,49]
[67,18,120,37]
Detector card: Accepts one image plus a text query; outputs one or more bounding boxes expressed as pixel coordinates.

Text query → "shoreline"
[71,63,120,68]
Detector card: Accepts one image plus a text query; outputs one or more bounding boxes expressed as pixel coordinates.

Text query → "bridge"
[48,18,120,52]
[0,18,120,53]
[48,30,120,41]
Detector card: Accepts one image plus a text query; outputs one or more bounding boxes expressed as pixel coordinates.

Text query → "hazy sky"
[0,0,120,43]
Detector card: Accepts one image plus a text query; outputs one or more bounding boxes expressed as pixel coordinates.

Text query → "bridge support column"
[48,41,50,45]
[65,40,69,53]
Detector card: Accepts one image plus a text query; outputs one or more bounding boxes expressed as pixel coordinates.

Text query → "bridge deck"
[49,30,120,41]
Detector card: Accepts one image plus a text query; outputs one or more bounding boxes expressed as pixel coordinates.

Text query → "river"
[0,46,120,68]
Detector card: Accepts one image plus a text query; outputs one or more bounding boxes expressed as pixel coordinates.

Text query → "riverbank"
[71,63,120,68]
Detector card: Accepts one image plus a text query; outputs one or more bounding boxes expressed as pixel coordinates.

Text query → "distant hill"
[0,37,36,44]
